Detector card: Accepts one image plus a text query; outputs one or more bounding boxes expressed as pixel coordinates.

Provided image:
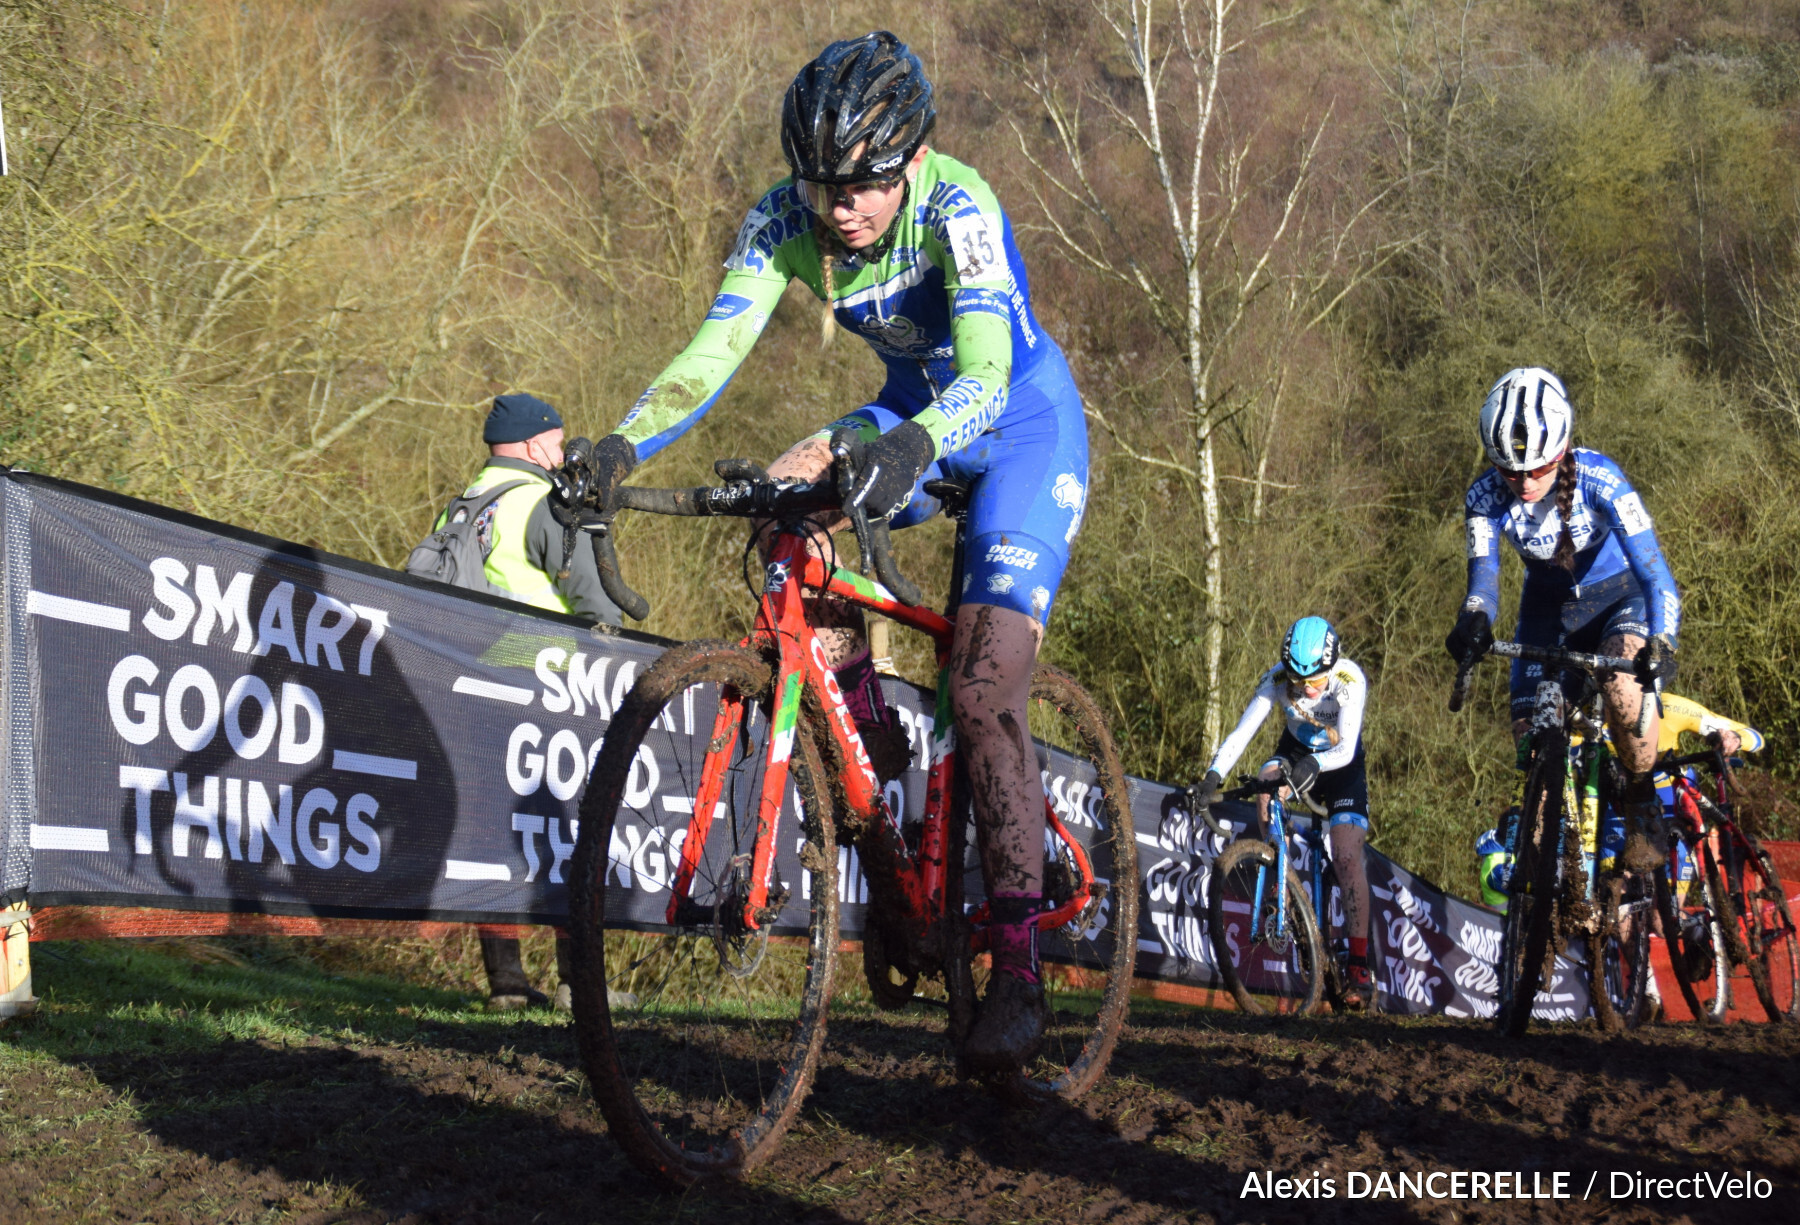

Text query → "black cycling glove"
[1638,633,1677,689]
[1190,769,1223,810]
[1445,609,1493,663]
[586,433,638,514]
[1283,754,1321,797]
[847,419,935,522]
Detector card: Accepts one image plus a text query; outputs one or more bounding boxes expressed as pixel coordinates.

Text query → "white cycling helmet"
[1479,367,1571,471]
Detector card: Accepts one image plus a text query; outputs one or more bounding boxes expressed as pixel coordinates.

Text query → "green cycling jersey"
[615,148,1055,463]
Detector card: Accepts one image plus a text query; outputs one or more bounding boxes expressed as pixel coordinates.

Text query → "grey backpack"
[405,479,531,595]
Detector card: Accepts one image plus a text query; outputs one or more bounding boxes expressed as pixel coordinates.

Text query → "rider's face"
[1496,451,1563,504]
[811,147,925,251]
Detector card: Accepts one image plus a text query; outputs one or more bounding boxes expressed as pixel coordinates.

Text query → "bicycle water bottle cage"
[922,477,972,520]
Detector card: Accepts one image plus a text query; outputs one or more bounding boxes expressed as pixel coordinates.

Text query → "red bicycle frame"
[661,525,1098,941]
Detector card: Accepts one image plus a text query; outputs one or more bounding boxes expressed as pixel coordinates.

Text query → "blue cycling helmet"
[1281,616,1340,678]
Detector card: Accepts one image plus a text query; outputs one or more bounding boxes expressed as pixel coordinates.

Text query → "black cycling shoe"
[1339,964,1372,1012]
[963,972,1049,1074]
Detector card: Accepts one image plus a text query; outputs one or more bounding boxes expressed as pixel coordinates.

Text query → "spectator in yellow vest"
[441,394,620,1009]
[437,394,622,623]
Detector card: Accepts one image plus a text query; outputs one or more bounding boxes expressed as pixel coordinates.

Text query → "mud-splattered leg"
[949,603,1047,897]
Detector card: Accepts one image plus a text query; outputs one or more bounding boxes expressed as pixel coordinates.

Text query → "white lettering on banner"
[604,818,682,892]
[1042,769,1104,830]
[112,765,380,871]
[512,814,545,881]
[303,595,356,670]
[144,557,196,640]
[164,664,220,752]
[29,824,110,852]
[253,581,302,662]
[224,676,276,758]
[507,723,545,795]
[1148,909,1211,965]
[119,766,168,855]
[140,557,390,676]
[332,750,417,781]
[278,683,324,764]
[545,817,582,884]
[545,729,586,801]
[446,860,511,881]
[107,655,326,764]
[193,566,253,651]
[297,787,340,869]
[108,655,161,745]
[624,745,659,809]
[247,781,294,865]
[171,773,223,859]
[343,794,381,872]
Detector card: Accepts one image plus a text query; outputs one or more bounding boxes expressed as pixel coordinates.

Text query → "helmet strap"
[864,173,911,262]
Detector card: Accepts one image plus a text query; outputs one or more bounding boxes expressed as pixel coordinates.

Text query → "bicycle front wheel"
[1207,839,1326,1016]
[1655,868,1729,1022]
[1592,875,1651,1030]
[566,640,838,1187]
[1498,738,1566,1038]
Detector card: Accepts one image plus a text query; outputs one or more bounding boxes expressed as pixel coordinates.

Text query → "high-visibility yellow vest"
[438,464,571,614]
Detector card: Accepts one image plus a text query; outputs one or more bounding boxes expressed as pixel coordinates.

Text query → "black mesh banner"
[0,469,1584,1017]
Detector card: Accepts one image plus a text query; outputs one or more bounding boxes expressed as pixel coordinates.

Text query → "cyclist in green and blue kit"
[581,32,1089,1071]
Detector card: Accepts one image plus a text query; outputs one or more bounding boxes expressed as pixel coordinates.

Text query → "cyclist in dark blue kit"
[1444,366,1682,860]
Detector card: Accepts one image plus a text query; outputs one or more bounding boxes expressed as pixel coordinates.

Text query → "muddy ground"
[3,944,1798,1225]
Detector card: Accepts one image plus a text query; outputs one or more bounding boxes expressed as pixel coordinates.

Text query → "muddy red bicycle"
[563,438,1137,1186]
[1647,746,1799,1023]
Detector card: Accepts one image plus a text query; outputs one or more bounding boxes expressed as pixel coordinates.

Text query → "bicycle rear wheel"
[947,664,1139,1100]
[1207,839,1326,1016]
[1742,844,1799,1022]
[1497,738,1566,1038]
[566,640,838,1187]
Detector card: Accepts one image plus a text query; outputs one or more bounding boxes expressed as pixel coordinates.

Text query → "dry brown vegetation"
[6,0,1800,893]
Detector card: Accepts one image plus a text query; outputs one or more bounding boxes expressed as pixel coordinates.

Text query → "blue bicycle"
[1200,767,1344,1015]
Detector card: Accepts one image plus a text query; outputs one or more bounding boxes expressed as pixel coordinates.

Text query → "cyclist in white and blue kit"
[1444,366,1681,865]
[1193,616,1376,1009]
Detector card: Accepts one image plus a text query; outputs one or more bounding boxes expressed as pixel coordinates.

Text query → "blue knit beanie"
[483,393,564,444]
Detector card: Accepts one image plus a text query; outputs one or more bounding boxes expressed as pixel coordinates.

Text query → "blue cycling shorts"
[1269,731,1370,831]
[826,345,1089,626]
[1510,570,1648,720]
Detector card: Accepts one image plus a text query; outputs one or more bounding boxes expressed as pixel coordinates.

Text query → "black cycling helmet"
[781,31,936,185]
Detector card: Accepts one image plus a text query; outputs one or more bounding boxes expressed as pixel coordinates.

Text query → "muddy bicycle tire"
[567,640,839,1187]
[1654,867,1729,1022]
[945,664,1138,1101]
[1206,838,1326,1016]
[1497,738,1566,1038]
[1749,846,1800,1021]
[1590,874,1650,1031]
[1699,841,1779,1021]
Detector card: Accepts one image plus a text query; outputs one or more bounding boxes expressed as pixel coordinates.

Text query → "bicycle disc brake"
[710,853,772,979]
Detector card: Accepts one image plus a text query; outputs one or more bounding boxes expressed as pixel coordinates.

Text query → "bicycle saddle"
[922,477,972,518]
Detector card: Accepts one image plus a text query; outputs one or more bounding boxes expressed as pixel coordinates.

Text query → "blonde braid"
[816,219,838,348]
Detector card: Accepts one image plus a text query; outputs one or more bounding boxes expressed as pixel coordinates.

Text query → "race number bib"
[946,213,1008,286]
